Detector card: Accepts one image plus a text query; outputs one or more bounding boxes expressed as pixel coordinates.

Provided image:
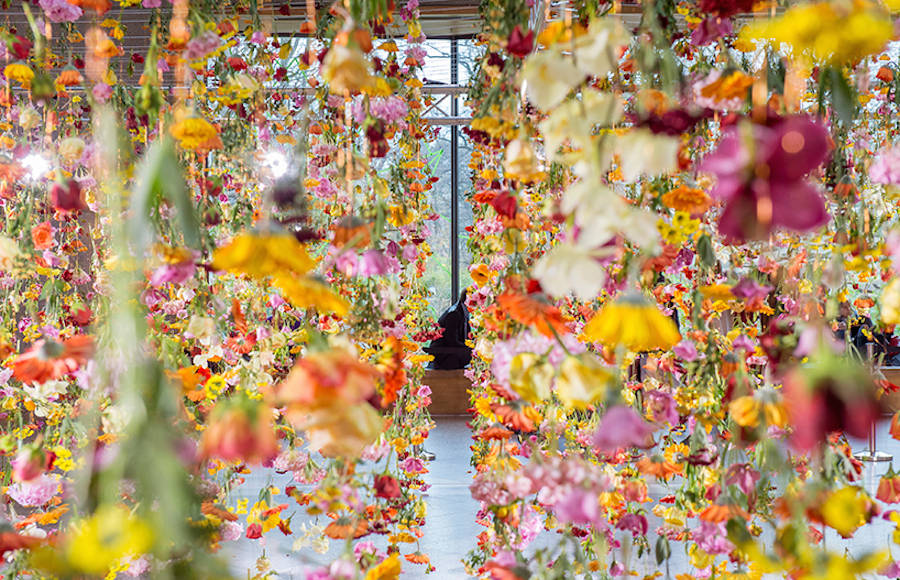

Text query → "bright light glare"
[262,150,289,179]
[22,153,51,181]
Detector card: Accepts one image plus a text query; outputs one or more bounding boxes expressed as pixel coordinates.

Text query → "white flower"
[613,129,680,181]
[522,50,584,111]
[185,315,216,344]
[22,379,68,401]
[293,523,329,554]
[57,137,85,165]
[18,107,40,131]
[533,243,612,300]
[540,90,624,157]
[572,19,631,77]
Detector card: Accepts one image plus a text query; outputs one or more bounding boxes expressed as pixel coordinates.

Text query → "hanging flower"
[55,66,84,87]
[170,115,220,151]
[877,468,900,504]
[593,405,656,452]
[820,486,873,538]
[871,146,900,186]
[743,0,893,65]
[12,335,94,384]
[661,185,712,215]
[496,289,570,339]
[4,63,34,88]
[212,233,315,280]
[201,394,279,464]
[698,115,830,242]
[64,506,153,576]
[583,293,681,352]
[555,354,611,410]
[322,44,373,95]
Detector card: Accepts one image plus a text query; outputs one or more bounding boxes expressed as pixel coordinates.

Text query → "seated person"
[425,288,472,370]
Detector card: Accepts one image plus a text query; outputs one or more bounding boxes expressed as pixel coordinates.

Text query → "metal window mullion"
[450,37,459,305]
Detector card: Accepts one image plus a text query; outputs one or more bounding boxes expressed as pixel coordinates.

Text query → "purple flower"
[142,0,164,7]
[39,0,82,23]
[699,116,830,242]
[732,334,756,351]
[592,405,656,453]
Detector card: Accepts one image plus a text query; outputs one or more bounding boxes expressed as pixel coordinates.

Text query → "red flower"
[506,26,534,58]
[51,180,88,212]
[12,335,94,384]
[374,474,401,499]
[245,523,263,539]
[227,57,248,71]
[488,190,517,219]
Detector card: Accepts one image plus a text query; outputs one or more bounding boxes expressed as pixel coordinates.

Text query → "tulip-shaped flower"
[699,115,830,242]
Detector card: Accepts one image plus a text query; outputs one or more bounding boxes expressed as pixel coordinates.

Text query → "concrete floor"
[222,416,900,579]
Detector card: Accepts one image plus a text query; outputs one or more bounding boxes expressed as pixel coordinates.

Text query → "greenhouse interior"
[7,0,900,578]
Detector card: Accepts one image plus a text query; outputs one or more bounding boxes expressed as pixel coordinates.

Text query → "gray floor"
[222,416,900,579]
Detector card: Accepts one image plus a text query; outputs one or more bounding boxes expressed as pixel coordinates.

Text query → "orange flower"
[276,347,380,411]
[12,335,94,384]
[376,337,406,408]
[661,185,712,215]
[877,470,900,503]
[478,426,513,440]
[201,395,279,464]
[31,222,54,250]
[405,552,430,565]
[891,411,900,440]
[635,456,682,480]
[491,403,538,433]
[699,503,750,523]
[323,516,368,539]
[496,291,569,339]
[55,67,83,87]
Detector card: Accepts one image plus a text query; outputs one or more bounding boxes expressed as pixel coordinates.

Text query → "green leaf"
[131,139,199,254]
[696,234,716,269]
[655,534,671,565]
[828,67,856,124]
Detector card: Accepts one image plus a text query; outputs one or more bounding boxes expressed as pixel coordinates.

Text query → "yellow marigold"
[699,284,734,302]
[661,185,712,215]
[742,0,893,65]
[583,293,681,352]
[170,116,220,151]
[4,63,34,88]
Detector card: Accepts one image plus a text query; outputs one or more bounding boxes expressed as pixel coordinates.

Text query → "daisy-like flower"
[12,335,94,384]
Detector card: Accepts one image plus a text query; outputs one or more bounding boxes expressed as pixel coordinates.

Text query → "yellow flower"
[212,233,315,280]
[583,293,681,352]
[729,396,761,428]
[365,552,402,580]
[4,63,34,88]
[821,486,869,538]
[170,115,220,151]
[66,506,153,576]
[274,275,350,317]
[742,1,893,65]
[882,278,900,325]
[508,353,553,403]
[555,354,611,409]
[322,44,373,95]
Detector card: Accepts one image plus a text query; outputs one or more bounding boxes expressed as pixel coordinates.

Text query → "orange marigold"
[661,185,712,215]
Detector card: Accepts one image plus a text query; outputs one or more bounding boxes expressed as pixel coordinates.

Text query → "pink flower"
[699,116,830,242]
[185,31,223,61]
[692,521,734,555]
[673,340,698,362]
[725,463,760,496]
[615,513,648,536]
[870,146,900,185]
[92,83,113,103]
[646,390,679,425]
[7,474,59,507]
[592,405,656,453]
[554,487,606,528]
[39,0,82,23]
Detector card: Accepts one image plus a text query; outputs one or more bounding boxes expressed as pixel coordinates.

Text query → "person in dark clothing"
[425,288,472,370]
